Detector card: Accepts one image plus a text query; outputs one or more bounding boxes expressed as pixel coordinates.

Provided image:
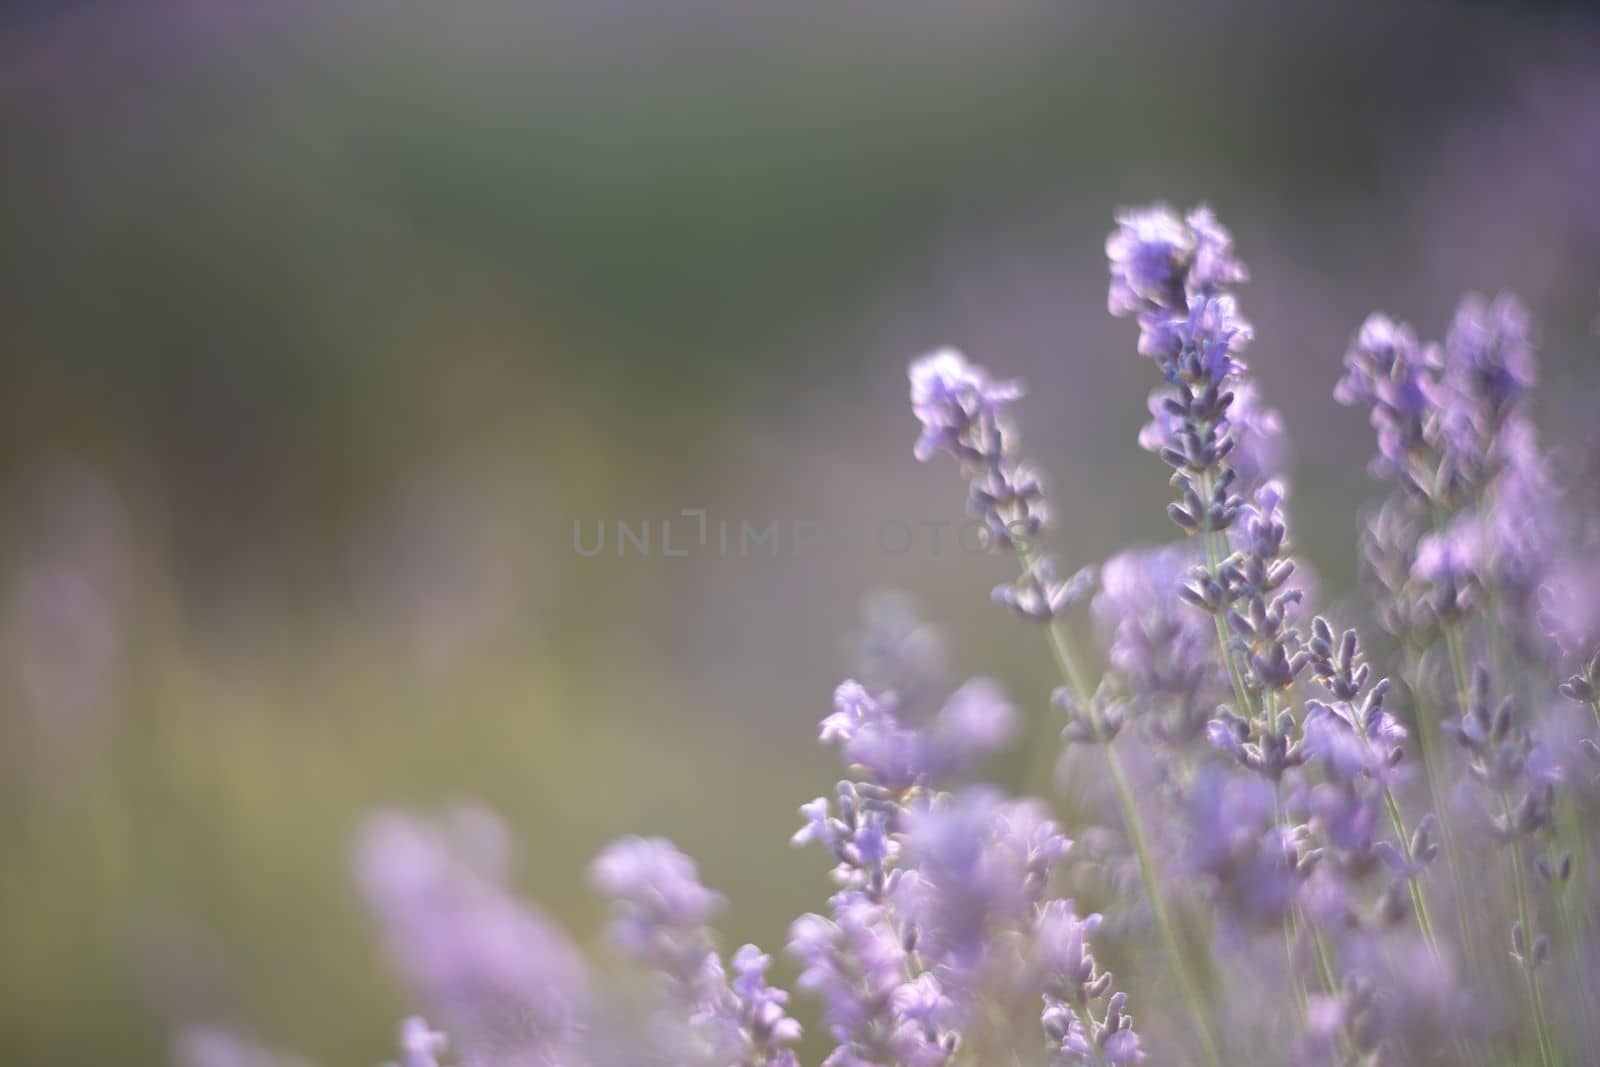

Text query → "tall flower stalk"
[1338,293,1574,1064]
[910,348,1219,1065]
[1107,205,1461,1060]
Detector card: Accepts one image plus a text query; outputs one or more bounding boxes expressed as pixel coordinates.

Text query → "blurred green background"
[2,1,1599,1063]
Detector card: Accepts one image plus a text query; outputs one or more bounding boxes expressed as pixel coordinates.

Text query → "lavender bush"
[183,207,1600,1067]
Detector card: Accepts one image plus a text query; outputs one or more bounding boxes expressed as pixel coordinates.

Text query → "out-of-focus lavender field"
[2,2,1600,1065]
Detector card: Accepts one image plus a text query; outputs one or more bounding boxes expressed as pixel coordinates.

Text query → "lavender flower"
[812,679,1015,793]
[791,653,1134,1067]
[789,896,956,1067]
[1443,668,1559,836]
[908,348,1042,550]
[1335,314,1439,487]
[1106,205,1248,321]
[173,1028,317,1067]
[1178,764,1308,930]
[1439,293,1538,438]
[1303,619,1408,789]
[355,806,590,1067]
[1410,513,1483,621]
[1036,902,1146,1064]
[1092,543,1226,749]
[897,789,1069,975]
[1341,294,1561,646]
[1311,934,1474,1065]
[1106,206,1195,315]
[909,349,1083,618]
[590,837,800,1067]
[388,1019,453,1067]
[1200,484,1316,784]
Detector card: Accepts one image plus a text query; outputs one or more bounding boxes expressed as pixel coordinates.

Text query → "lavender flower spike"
[355,806,590,1067]
[1036,901,1146,1064]
[388,1018,452,1067]
[591,837,801,1067]
[172,1028,317,1067]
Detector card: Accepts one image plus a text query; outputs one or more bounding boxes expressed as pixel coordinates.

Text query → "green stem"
[1412,628,1482,982]
[1502,796,1557,1067]
[1308,928,1357,1061]
[1190,478,1316,1045]
[1192,480,1314,1040]
[1021,550,1223,1067]
[1382,786,1439,954]
[1440,622,1472,714]
[1196,475,1253,722]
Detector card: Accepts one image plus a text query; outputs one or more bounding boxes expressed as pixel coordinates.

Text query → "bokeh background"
[3,1,1600,1063]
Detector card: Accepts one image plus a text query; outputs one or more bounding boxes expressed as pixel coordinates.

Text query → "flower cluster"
[909,347,1096,627]
[1092,543,1226,749]
[175,203,1600,1067]
[787,659,1137,1065]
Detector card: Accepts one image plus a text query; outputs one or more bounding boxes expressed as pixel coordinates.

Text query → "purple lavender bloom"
[1444,668,1559,842]
[172,1028,316,1067]
[1092,544,1226,747]
[1359,495,1430,639]
[908,348,1024,466]
[1106,206,1194,316]
[816,679,1015,791]
[1335,313,1437,483]
[1139,379,1287,495]
[1335,933,1476,1063]
[589,837,724,974]
[1483,429,1568,656]
[1137,294,1254,383]
[1179,765,1306,929]
[1542,548,1600,662]
[1440,292,1538,432]
[1108,205,1258,550]
[591,838,800,1067]
[355,806,590,1067]
[1035,902,1146,1065]
[1410,513,1483,620]
[1106,204,1246,319]
[1184,206,1250,296]
[389,1019,452,1067]
[788,898,955,1067]
[689,948,802,1067]
[1208,481,1312,707]
[908,348,1051,559]
[898,790,1069,973]
[1411,516,1482,589]
[847,591,950,723]
[1303,691,1406,785]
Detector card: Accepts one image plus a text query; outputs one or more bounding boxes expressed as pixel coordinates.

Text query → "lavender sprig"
[790,671,1123,1066]
[910,347,1222,1065]
[1037,902,1145,1064]
[1304,618,1441,954]
[590,837,801,1067]
[1443,667,1559,1065]
[354,806,590,1067]
[1109,205,1471,1063]
[387,1019,452,1067]
[1338,294,1572,1065]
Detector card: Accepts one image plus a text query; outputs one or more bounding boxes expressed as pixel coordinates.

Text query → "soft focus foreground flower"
[355,806,590,1067]
[173,1028,319,1067]
[591,837,801,1067]
[388,1018,453,1067]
